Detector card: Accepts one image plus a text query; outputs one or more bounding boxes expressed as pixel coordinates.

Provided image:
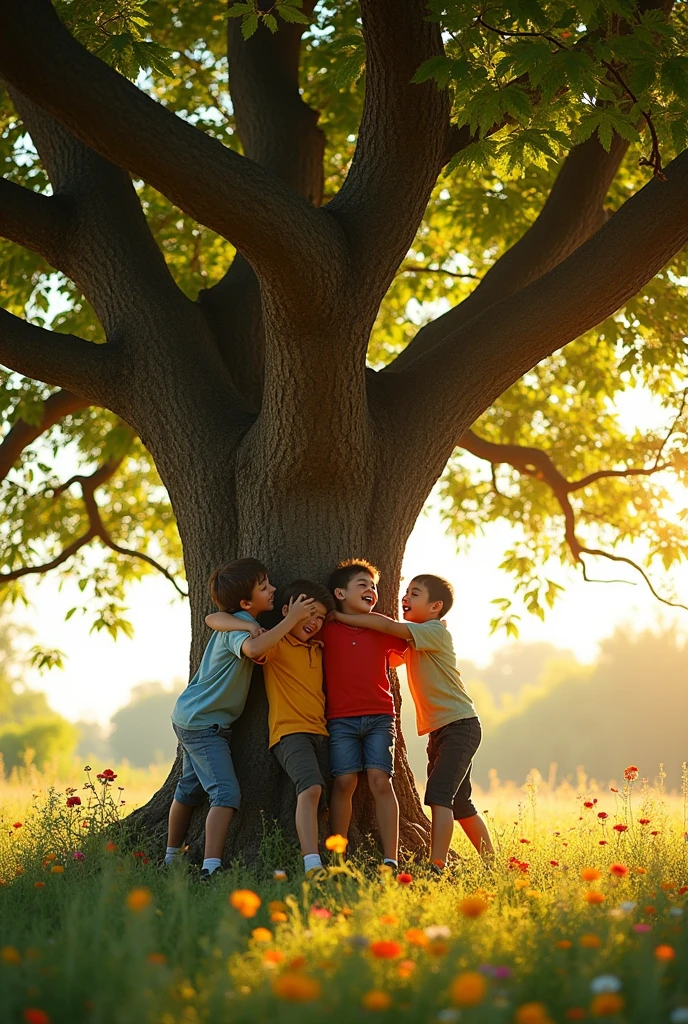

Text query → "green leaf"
[412,56,455,88]
[263,13,278,33]
[661,57,688,99]
[241,13,259,39]
[227,3,254,16]
[276,2,310,24]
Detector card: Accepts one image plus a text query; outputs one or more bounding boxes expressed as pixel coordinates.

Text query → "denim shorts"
[172,723,240,809]
[328,714,395,777]
[425,717,481,820]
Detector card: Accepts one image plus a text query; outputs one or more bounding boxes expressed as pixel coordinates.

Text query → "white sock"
[164,846,180,865]
[304,854,323,872]
[384,858,398,869]
[202,857,222,874]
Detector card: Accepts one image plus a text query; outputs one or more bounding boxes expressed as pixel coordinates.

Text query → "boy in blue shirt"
[165,557,315,879]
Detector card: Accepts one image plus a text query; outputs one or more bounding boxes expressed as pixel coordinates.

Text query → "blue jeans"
[172,723,240,809]
[328,714,395,777]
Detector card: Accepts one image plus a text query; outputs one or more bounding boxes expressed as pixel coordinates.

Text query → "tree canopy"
[1,0,688,644]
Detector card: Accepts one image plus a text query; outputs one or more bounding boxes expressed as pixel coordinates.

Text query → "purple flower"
[72,851,85,861]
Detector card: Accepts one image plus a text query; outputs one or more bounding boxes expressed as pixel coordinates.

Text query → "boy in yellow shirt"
[206,579,335,876]
[334,573,494,871]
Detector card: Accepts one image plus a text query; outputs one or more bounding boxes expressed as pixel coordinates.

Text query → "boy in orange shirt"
[206,579,335,876]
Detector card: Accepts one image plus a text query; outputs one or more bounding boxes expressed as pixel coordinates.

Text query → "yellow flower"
[515,878,530,890]
[230,889,261,918]
[362,990,392,1011]
[50,866,64,875]
[404,928,429,948]
[272,973,321,1002]
[591,993,624,1016]
[514,1002,553,1024]
[325,834,348,854]
[126,887,153,912]
[458,895,489,918]
[580,934,602,948]
[177,982,196,1001]
[581,868,602,882]
[379,913,399,926]
[526,890,543,899]
[251,928,272,943]
[1,946,21,965]
[450,972,487,1007]
[584,891,606,905]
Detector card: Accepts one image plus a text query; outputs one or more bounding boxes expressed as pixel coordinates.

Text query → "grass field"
[1,761,687,1024]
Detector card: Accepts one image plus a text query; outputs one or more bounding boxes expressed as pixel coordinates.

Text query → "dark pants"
[424,717,482,820]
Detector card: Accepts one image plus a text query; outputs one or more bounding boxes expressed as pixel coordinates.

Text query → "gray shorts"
[425,717,482,820]
[272,732,329,796]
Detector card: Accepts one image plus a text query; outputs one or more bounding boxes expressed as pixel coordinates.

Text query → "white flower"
[425,925,451,939]
[608,908,626,920]
[669,907,684,918]
[620,901,637,912]
[670,1010,688,1024]
[590,975,623,994]
[273,869,287,881]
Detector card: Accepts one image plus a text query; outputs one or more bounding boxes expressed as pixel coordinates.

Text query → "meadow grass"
[1,764,688,1024]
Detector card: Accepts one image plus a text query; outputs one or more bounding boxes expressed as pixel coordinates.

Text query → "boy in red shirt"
[321,560,407,870]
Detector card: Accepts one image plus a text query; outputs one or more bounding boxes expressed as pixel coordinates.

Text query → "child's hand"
[285,594,316,625]
[246,622,267,638]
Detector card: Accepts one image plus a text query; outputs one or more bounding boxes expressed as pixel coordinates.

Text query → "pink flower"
[72,851,85,861]
[633,923,652,933]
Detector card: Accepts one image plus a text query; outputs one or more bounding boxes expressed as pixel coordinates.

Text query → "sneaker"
[199,866,224,882]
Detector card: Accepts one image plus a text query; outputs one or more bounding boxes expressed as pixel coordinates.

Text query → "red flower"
[518,862,529,872]
[133,851,145,858]
[599,841,608,846]
[624,766,639,781]
[519,838,531,844]
[610,863,629,877]
[613,824,628,833]
[97,768,117,781]
[397,873,413,885]
[12,822,22,829]
[66,796,81,808]
[638,819,651,825]
[597,812,608,820]
[310,906,331,919]
[23,1011,50,1024]
[370,940,403,959]
[550,861,559,867]
[583,801,594,809]
[650,831,660,836]
[678,886,688,895]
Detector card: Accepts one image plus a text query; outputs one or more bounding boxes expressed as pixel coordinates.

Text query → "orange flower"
[379,913,399,926]
[635,867,647,875]
[50,866,64,875]
[23,1011,50,1024]
[34,883,44,889]
[450,971,487,1007]
[271,911,288,923]
[514,1002,553,1024]
[230,889,261,918]
[580,934,602,948]
[644,906,657,916]
[609,864,628,877]
[370,940,403,959]
[661,881,676,892]
[288,956,307,970]
[591,993,624,1016]
[565,1010,587,1020]
[584,891,606,905]
[655,945,675,961]
[126,887,153,912]
[269,900,287,913]
[624,766,639,781]
[263,950,285,966]
[458,894,489,918]
[251,927,272,943]
[272,973,321,1002]
[325,834,348,854]
[146,953,166,965]
[404,928,429,948]
[581,868,602,882]
[1,946,21,965]
[105,842,118,853]
[427,941,449,956]
[556,940,572,950]
[361,990,392,1011]
[397,959,416,978]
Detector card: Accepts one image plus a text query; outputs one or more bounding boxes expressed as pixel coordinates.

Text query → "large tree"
[1,0,688,857]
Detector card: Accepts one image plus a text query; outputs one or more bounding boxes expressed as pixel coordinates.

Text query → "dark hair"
[327,559,380,599]
[208,558,268,612]
[280,579,336,614]
[411,574,454,616]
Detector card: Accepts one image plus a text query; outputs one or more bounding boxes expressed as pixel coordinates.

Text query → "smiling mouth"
[303,624,314,635]
[362,595,375,605]
[402,604,411,613]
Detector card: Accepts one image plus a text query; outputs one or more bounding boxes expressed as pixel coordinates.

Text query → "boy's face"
[401,580,443,622]
[242,575,276,615]
[336,572,378,614]
[283,600,328,644]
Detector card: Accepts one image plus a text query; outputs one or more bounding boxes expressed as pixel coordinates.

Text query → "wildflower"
[12,823,22,829]
[1,946,21,964]
[609,863,628,877]
[514,1002,553,1024]
[126,888,153,912]
[597,812,608,820]
[310,906,331,920]
[644,905,656,915]
[72,851,85,862]
[272,973,321,1002]
[632,923,652,933]
[263,950,285,966]
[449,972,487,1007]
[34,882,44,889]
[378,912,398,927]
[655,945,676,961]
[590,976,622,994]
[370,940,403,959]
[638,818,650,825]
[581,868,602,882]
[397,872,413,885]
[585,891,605,905]
[580,934,602,948]
[428,940,450,956]
[273,870,287,881]
[591,993,624,1016]
[66,796,81,807]
[404,928,429,948]
[458,894,489,918]
[599,841,608,846]
[635,867,647,874]
[97,768,117,781]
[251,928,272,943]
[679,886,688,895]
[610,787,619,793]
[515,878,530,890]
[146,953,166,965]
[397,959,415,978]
[271,911,288,923]
[612,824,628,833]
[520,838,531,844]
[105,842,118,853]
[177,982,196,1000]
[362,991,392,1011]
[230,890,261,918]
[424,926,451,940]
[556,940,572,950]
[23,1011,50,1024]
[50,866,64,875]
[288,956,307,969]
[584,801,595,809]
[565,1009,587,1020]
[325,834,347,854]
[624,766,639,781]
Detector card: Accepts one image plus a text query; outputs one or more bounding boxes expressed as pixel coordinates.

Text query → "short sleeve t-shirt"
[320,619,407,720]
[404,619,477,735]
[171,611,256,730]
[256,633,327,748]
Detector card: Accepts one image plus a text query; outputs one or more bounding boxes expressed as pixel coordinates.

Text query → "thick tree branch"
[0,0,342,291]
[327,0,450,310]
[0,177,70,263]
[459,429,687,610]
[0,389,86,484]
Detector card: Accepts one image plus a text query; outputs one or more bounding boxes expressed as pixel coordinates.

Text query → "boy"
[334,573,494,870]
[320,560,407,871]
[167,557,316,879]
[206,579,335,876]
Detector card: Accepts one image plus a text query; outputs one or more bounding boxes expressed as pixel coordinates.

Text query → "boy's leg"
[166,728,206,859]
[178,724,240,871]
[295,786,322,856]
[273,734,327,863]
[429,805,455,866]
[328,718,363,841]
[363,715,399,864]
[424,718,483,867]
[457,811,494,861]
[167,799,194,849]
[204,806,234,860]
[330,774,358,839]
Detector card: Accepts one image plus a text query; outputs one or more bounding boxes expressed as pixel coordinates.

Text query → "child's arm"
[205,612,265,638]
[334,610,411,640]
[241,595,316,659]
